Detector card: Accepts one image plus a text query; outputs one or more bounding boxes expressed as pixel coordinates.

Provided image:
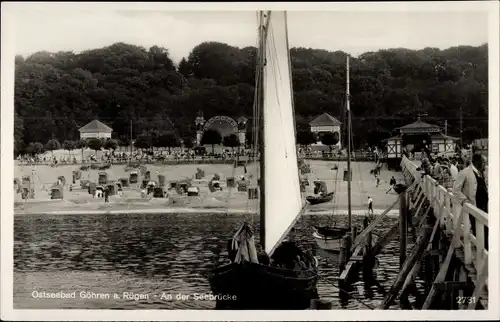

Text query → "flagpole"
[346,56,352,231]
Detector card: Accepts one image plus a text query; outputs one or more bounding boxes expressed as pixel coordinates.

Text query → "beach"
[14,159,404,216]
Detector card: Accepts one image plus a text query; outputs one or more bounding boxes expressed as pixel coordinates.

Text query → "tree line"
[14,41,488,155]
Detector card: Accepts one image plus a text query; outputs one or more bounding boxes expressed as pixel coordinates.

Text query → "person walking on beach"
[367,196,374,215]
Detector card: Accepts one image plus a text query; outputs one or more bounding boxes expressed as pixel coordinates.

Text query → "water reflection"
[14,213,400,309]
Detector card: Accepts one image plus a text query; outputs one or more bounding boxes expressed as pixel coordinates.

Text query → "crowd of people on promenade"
[17,145,383,166]
[297,146,383,160]
[16,147,256,165]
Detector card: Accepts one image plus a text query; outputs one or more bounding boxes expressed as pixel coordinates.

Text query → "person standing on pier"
[432,158,443,181]
[449,159,459,182]
[389,176,396,187]
[440,162,453,190]
[452,153,488,249]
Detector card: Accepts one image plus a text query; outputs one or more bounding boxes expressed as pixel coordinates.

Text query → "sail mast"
[346,56,352,231]
[258,11,268,250]
[129,120,133,163]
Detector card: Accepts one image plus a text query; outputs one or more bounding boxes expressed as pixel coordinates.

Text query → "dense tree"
[320,132,339,152]
[14,111,24,155]
[118,136,131,148]
[184,42,245,86]
[222,134,240,151]
[183,138,194,149]
[296,130,317,148]
[104,138,118,151]
[62,140,76,156]
[13,41,488,155]
[87,138,102,157]
[134,135,152,151]
[201,129,222,153]
[32,142,45,155]
[157,133,180,153]
[76,139,87,161]
[25,142,44,156]
[45,139,61,156]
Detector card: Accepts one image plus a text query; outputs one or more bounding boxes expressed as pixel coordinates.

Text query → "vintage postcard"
[1,1,499,321]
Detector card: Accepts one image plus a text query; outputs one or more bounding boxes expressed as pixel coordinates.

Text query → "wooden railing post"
[426,176,430,195]
[450,201,461,235]
[399,191,408,267]
[446,191,452,220]
[476,221,485,271]
[462,206,472,265]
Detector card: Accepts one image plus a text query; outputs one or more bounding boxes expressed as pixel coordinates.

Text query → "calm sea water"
[14,213,402,309]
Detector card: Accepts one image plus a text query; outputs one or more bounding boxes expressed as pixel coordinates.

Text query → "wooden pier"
[338,156,489,310]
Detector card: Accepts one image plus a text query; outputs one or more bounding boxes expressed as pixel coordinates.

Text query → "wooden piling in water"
[339,199,400,288]
[351,226,358,246]
[378,220,434,309]
[339,235,349,273]
[345,233,352,259]
[362,230,374,284]
[362,216,374,284]
[399,191,408,267]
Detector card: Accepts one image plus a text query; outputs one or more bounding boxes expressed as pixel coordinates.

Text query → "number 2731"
[456,296,476,304]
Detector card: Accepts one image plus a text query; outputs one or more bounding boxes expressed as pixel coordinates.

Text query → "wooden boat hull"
[306,192,334,205]
[312,227,348,252]
[208,261,319,310]
[312,231,341,252]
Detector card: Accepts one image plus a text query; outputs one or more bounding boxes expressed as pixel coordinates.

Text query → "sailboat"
[312,56,353,252]
[208,11,319,310]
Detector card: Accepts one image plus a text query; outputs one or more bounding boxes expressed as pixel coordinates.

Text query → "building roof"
[384,133,458,141]
[309,113,342,127]
[397,118,441,134]
[78,120,113,133]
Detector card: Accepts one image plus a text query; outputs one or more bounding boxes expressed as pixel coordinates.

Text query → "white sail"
[263,11,304,254]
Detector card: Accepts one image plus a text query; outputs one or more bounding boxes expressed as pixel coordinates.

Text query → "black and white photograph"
[1,1,499,320]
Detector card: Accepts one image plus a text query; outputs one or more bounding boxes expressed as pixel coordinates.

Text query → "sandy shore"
[14,160,404,216]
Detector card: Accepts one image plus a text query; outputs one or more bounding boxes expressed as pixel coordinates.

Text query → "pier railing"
[401,156,488,275]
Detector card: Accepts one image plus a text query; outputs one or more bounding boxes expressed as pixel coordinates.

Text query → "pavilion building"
[309,113,342,149]
[78,120,113,140]
[385,118,458,170]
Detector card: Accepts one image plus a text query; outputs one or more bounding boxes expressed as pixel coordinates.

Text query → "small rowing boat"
[306,192,334,205]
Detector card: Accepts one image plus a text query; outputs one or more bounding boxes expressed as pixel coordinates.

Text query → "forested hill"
[14,41,488,152]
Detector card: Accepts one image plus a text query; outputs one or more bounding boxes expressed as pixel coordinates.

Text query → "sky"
[8,4,490,63]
